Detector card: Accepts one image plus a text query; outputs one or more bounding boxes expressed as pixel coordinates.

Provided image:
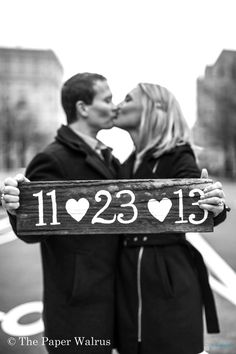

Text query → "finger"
[4,177,19,188]
[200,168,208,179]
[204,181,223,193]
[200,189,225,199]
[3,195,20,203]
[8,209,17,216]
[15,174,30,183]
[198,197,224,205]
[3,202,20,210]
[3,186,20,196]
[1,200,17,215]
[198,203,223,217]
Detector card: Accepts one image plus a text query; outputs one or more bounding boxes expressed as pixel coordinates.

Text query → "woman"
[114,83,228,354]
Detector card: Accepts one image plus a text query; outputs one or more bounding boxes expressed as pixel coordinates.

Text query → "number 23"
[91,190,138,224]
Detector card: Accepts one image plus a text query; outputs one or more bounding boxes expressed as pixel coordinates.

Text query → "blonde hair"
[136,83,191,163]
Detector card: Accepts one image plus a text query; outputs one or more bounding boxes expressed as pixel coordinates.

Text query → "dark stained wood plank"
[16,179,214,236]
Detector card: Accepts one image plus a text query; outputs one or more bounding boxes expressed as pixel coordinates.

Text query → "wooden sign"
[17,179,214,236]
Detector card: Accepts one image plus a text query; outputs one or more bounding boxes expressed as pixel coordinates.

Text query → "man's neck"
[69,121,98,139]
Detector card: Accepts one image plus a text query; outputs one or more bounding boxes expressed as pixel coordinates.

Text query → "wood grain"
[16,179,214,236]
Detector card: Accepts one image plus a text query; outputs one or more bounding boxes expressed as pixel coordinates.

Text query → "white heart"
[147,198,172,222]
[65,198,90,222]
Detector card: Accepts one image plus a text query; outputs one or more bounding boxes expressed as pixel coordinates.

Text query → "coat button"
[143,236,148,242]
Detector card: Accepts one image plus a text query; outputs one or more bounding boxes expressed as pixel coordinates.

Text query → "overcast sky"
[1,0,236,159]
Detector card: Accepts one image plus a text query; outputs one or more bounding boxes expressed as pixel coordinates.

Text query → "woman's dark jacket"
[116,144,226,354]
[9,125,121,354]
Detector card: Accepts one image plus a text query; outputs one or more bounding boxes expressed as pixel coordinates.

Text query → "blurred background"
[0,0,236,353]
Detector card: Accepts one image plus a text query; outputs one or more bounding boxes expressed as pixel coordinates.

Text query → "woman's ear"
[75,100,89,117]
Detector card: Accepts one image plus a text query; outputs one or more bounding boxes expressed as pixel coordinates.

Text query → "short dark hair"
[61,72,107,124]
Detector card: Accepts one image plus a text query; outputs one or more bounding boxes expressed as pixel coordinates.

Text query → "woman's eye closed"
[125,95,132,102]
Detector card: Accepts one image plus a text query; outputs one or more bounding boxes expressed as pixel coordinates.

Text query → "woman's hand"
[198,168,225,217]
[1,174,30,215]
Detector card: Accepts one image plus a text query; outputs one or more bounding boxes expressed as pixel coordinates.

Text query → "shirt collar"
[75,130,99,150]
[69,127,112,154]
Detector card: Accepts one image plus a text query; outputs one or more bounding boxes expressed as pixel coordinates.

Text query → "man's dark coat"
[10,125,121,353]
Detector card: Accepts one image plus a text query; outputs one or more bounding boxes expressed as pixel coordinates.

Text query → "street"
[0,179,235,354]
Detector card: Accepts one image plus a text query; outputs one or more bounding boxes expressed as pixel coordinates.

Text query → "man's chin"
[102,123,114,130]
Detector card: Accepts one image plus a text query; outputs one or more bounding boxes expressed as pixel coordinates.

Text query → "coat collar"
[122,151,157,179]
[55,125,117,179]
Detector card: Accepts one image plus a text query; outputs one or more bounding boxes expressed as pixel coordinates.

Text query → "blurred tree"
[15,99,37,167]
[213,83,236,178]
[0,95,15,169]
[196,81,236,178]
[0,96,49,169]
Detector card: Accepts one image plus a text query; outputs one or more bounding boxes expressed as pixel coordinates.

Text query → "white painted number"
[189,188,208,225]
[116,190,138,224]
[174,189,188,224]
[92,190,116,224]
[33,190,60,226]
[92,190,138,224]
[33,191,46,226]
[46,190,61,225]
[174,188,208,225]
[33,187,208,227]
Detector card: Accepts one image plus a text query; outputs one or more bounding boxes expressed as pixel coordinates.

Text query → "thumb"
[200,168,208,179]
[15,173,30,183]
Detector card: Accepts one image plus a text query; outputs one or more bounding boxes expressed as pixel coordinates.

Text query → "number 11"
[33,190,61,226]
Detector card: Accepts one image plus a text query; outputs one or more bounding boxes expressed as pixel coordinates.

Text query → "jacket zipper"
[137,246,144,342]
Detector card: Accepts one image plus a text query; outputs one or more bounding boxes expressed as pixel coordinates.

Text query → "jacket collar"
[122,150,157,178]
[55,125,117,179]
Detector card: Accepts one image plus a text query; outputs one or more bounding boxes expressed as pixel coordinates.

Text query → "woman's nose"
[117,102,124,110]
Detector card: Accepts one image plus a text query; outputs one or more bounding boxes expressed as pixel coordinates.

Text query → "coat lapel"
[134,153,158,179]
[120,152,136,179]
[85,153,116,179]
[134,160,156,178]
[56,125,118,179]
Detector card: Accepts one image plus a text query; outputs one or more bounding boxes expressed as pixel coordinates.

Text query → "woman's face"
[114,87,143,131]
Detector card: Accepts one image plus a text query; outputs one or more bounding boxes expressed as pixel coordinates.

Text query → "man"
[2,73,120,353]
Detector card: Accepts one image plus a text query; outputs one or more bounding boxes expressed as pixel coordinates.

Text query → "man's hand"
[198,168,225,217]
[1,174,30,215]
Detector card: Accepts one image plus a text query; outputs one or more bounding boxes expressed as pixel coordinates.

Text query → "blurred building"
[0,47,64,169]
[193,50,236,178]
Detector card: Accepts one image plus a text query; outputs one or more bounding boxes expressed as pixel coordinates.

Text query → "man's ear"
[76,100,89,117]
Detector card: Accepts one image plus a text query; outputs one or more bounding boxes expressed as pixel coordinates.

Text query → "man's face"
[86,80,117,131]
